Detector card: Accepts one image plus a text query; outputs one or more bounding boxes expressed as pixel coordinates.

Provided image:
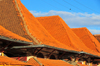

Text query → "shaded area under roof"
[0,36,33,45]
[0,25,33,53]
[10,45,100,58]
[10,45,79,54]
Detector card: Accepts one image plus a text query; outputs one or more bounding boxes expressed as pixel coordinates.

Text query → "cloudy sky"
[21,0,100,34]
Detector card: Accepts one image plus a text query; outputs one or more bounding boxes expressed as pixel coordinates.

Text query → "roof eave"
[0,36,33,45]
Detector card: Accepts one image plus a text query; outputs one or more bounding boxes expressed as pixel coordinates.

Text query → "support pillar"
[47,49,56,58]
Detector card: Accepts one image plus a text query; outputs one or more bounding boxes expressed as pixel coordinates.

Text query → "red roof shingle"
[0,56,32,65]
[36,16,100,56]
[72,27,100,53]
[0,25,31,42]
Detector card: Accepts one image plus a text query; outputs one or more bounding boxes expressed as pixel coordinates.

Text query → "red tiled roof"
[36,16,100,56]
[16,0,76,51]
[0,56,32,65]
[38,58,73,66]
[72,27,100,53]
[1,0,100,56]
[94,34,100,42]
[36,16,78,50]
[28,58,73,66]
[0,25,31,42]
[0,0,33,41]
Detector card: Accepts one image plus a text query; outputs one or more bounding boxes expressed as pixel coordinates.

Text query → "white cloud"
[30,10,100,34]
[89,29,100,34]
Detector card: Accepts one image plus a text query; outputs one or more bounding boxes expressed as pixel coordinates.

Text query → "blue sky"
[20,0,100,34]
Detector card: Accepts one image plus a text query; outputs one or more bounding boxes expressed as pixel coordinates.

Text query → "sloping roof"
[1,0,100,56]
[36,16,100,56]
[94,34,100,42]
[28,57,89,66]
[16,0,76,51]
[0,25,31,42]
[72,27,100,53]
[0,0,72,49]
[28,58,73,66]
[0,56,31,65]
[37,58,73,66]
[36,16,78,49]
[0,0,33,41]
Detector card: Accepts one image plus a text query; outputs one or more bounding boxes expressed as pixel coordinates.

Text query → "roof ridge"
[85,28,100,52]
[59,17,78,49]
[36,16,78,50]
[15,0,40,44]
[72,28,100,53]
[60,17,87,51]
